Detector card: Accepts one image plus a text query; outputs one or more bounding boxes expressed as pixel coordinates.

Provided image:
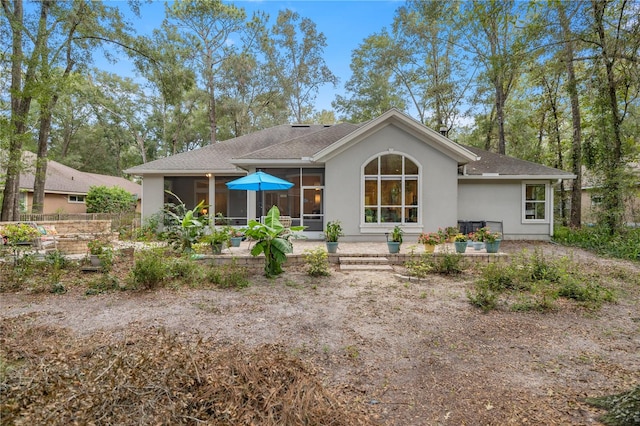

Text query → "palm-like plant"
[244,206,305,277]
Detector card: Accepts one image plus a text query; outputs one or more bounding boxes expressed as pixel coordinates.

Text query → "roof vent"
[439,126,448,137]
[291,124,310,128]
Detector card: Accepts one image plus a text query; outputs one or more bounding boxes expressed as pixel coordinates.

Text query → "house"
[125,109,575,241]
[581,163,640,226]
[12,151,142,214]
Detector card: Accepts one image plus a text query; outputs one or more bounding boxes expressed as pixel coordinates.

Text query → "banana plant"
[163,191,206,253]
[244,206,305,277]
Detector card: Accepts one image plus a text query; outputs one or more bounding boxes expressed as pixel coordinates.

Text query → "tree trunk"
[593,0,624,233]
[558,1,583,228]
[32,106,54,214]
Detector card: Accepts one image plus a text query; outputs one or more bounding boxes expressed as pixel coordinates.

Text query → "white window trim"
[360,151,422,232]
[68,194,86,203]
[521,181,550,224]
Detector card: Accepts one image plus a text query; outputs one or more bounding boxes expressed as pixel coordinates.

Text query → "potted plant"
[444,226,460,243]
[418,232,442,253]
[453,233,468,253]
[228,227,245,247]
[484,230,502,253]
[201,227,230,254]
[387,225,403,254]
[472,227,489,250]
[324,220,343,253]
[87,238,113,268]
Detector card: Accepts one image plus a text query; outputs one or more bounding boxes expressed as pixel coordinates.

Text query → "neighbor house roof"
[124,109,574,180]
[17,151,141,197]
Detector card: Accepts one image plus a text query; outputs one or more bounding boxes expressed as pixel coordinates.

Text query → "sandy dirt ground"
[1,241,639,425]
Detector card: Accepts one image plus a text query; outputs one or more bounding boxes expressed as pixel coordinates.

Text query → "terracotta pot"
[423,244,436,253]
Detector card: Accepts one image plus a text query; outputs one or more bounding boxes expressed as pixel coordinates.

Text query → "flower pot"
[454,241,467,253]
[387,241,401,254]
[230,237,243,247]
[473,242,484,251]
[467,240,474,247]
[423,244,436,253]
[326,241,339,253]
[90,254,102,267]
[210,243,223,254]
[485,240,501,254]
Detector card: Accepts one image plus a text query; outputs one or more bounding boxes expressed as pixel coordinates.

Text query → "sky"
[106,0,403,113]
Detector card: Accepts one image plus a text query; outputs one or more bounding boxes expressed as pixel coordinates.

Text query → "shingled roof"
[461,145,575,179]
[124,115,573,180]
[125,124,342,174]
[18,152,141,197]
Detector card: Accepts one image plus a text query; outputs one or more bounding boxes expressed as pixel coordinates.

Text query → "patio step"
[339,256,393,271]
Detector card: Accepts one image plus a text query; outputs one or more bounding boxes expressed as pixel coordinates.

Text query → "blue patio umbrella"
[226,171,294,191]
[226,171,294,216]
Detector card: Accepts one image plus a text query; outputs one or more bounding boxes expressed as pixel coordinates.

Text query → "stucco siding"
[141,175,165,221]
[458,180,552,240]
[324,124,459,242]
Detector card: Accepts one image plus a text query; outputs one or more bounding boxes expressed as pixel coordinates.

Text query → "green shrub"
[586,386,640,426]
[86,274,121,295]
[205,262,250,289]
[404,257,432,278]
[467,281,499,312]
[554,225,640,262]
[303,248,331,277]
[468,249,616,312]
[86,185,135,213]
[430,252,466,275]
[170,256,205,282]
[129,249,170,289]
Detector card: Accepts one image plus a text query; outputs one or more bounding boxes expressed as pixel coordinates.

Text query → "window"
[68,194,86,203]
[522,182,548,222]
[363,153,419,224]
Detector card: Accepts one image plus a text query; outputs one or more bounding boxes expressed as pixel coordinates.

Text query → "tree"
[583,0,640,233]
[166,0,246,144]
[333,31,406,123]
[460,0,533,154]
[555,0,585,228]
[261,9,338,123]
[393,0,469,132]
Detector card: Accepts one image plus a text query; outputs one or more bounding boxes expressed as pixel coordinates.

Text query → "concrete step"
[340,264,394,271]
[339,256,389,265]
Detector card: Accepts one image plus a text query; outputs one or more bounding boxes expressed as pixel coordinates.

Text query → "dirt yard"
[1,242,639,425]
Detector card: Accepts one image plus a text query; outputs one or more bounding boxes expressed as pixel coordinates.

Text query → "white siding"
[141,175,164,222]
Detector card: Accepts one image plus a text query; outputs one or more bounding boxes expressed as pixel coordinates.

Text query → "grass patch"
[554,226,640,262]
[585,386,640,426]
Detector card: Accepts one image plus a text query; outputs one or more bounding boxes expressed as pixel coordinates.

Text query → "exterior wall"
[581,187,640,226]
[141,175,165,222]
[458,180,552,240]
[25,193,88,214]
[324,124,459,242]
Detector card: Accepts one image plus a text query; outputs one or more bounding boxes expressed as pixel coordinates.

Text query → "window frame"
[68,194,86,204]
[521,181,549,223]
[361,152,421,228]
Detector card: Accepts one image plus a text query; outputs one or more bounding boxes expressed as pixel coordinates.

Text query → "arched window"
[363,153,419,224]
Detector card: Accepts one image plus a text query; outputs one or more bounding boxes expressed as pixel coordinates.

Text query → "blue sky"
[109,0,402,112]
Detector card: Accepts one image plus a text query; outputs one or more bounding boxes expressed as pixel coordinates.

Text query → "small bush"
[468,249,616,312]
[404,257,432,278]
[86,274,121,295]
[467,281,499,312]
[129,249,170,289]
[586,386,640,426]
[303,248,331,277]
[205,262,250,289]
[170,256,205,282]
[430,252,467,275]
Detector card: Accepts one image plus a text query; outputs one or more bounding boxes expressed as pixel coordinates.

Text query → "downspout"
[550,179,562,237]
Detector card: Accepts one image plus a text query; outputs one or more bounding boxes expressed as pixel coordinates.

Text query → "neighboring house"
[125,109,574,241]
[581,163,640,226]
[12,151,141,214]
